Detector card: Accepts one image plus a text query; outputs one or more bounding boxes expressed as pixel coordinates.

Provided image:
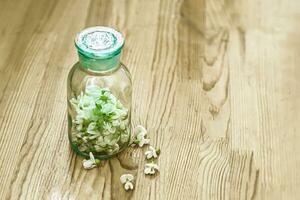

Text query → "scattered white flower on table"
[145,146,160,159]
[132,125,150,147]
[120,174,135,191]
[144,163,159,175]
[82,152,101,169]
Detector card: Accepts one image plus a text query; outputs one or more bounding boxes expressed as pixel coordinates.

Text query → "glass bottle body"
[67,61,132,159]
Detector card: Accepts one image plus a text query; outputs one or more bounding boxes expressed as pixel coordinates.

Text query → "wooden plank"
[0,0,299,199]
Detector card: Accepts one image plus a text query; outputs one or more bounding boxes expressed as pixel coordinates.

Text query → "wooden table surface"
[1,0,300,199]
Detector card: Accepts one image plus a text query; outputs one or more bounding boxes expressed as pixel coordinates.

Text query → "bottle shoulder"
[120,62,132,84]
[67,62,132,98]
[68,62,131,80]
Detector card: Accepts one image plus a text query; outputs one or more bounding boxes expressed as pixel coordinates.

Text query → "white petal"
[149,146,155,151]
[145,151,153,159]
[138,138,150,147]
[143,138,150,145]
[131,143,136,147]
[145,163,159,174]
[103,122,111,130]
[82,160,96,169]
[87,122,97,133]
[120,123,126,130]
[76,124,83,131]
[149,168,155,174]
[151,149,158,158]
[120,176,127,184]
[108,126,116,133]
[89,152,95,163]
[101,103,115,114]
[138,140,144,147]
[124,182,134,191]
[120,174,134,184]
[144,167,152,175]
[149,163,159,170]
[112,120,120,127]
[102,130,110,136]
[146,146,157,158]
[135,125,147,137]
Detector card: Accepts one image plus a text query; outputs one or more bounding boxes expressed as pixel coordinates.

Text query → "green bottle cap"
[75,26,124,59]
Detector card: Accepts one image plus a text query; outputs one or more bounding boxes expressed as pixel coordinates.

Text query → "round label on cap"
[75,26,124,59]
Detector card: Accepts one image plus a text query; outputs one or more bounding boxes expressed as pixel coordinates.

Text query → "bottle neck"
[78,52,121,72]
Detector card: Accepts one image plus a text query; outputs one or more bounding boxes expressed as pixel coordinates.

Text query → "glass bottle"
[67,26,132,159]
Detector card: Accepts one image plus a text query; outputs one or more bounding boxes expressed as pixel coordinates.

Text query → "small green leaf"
[95,159,101,166]
[100,95,109,102]
[156,148,161,156]
[96,102,102,110]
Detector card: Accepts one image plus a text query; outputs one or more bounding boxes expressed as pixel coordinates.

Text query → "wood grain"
[0,0,300,199]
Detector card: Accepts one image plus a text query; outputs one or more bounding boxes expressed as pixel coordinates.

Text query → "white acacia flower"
[111,108,126,120]
[104,135,118,146]
[119,120,127,130]
[97,136,106,147]
[144,163,159,175]
[101,103,115,114]
[120,131,129,143]
[145,146,159,159]
[87,122,99,135]
[82,152,96,170]
[119,108,128,118]
[85,85,102,97]
[124,181,134,190]
[137,137,150,147]
[120,174,134,191]
[133,125,150,147]
[78,95,96,111]
[102,130,111,136]
[76,108,94,121]
[75,123,83,131]
[107,93,117,104]
[103,122,116,133]
[108,126,116,133]
[112,120,120,127]
[73,117,83,125]
[95,145,105,152]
